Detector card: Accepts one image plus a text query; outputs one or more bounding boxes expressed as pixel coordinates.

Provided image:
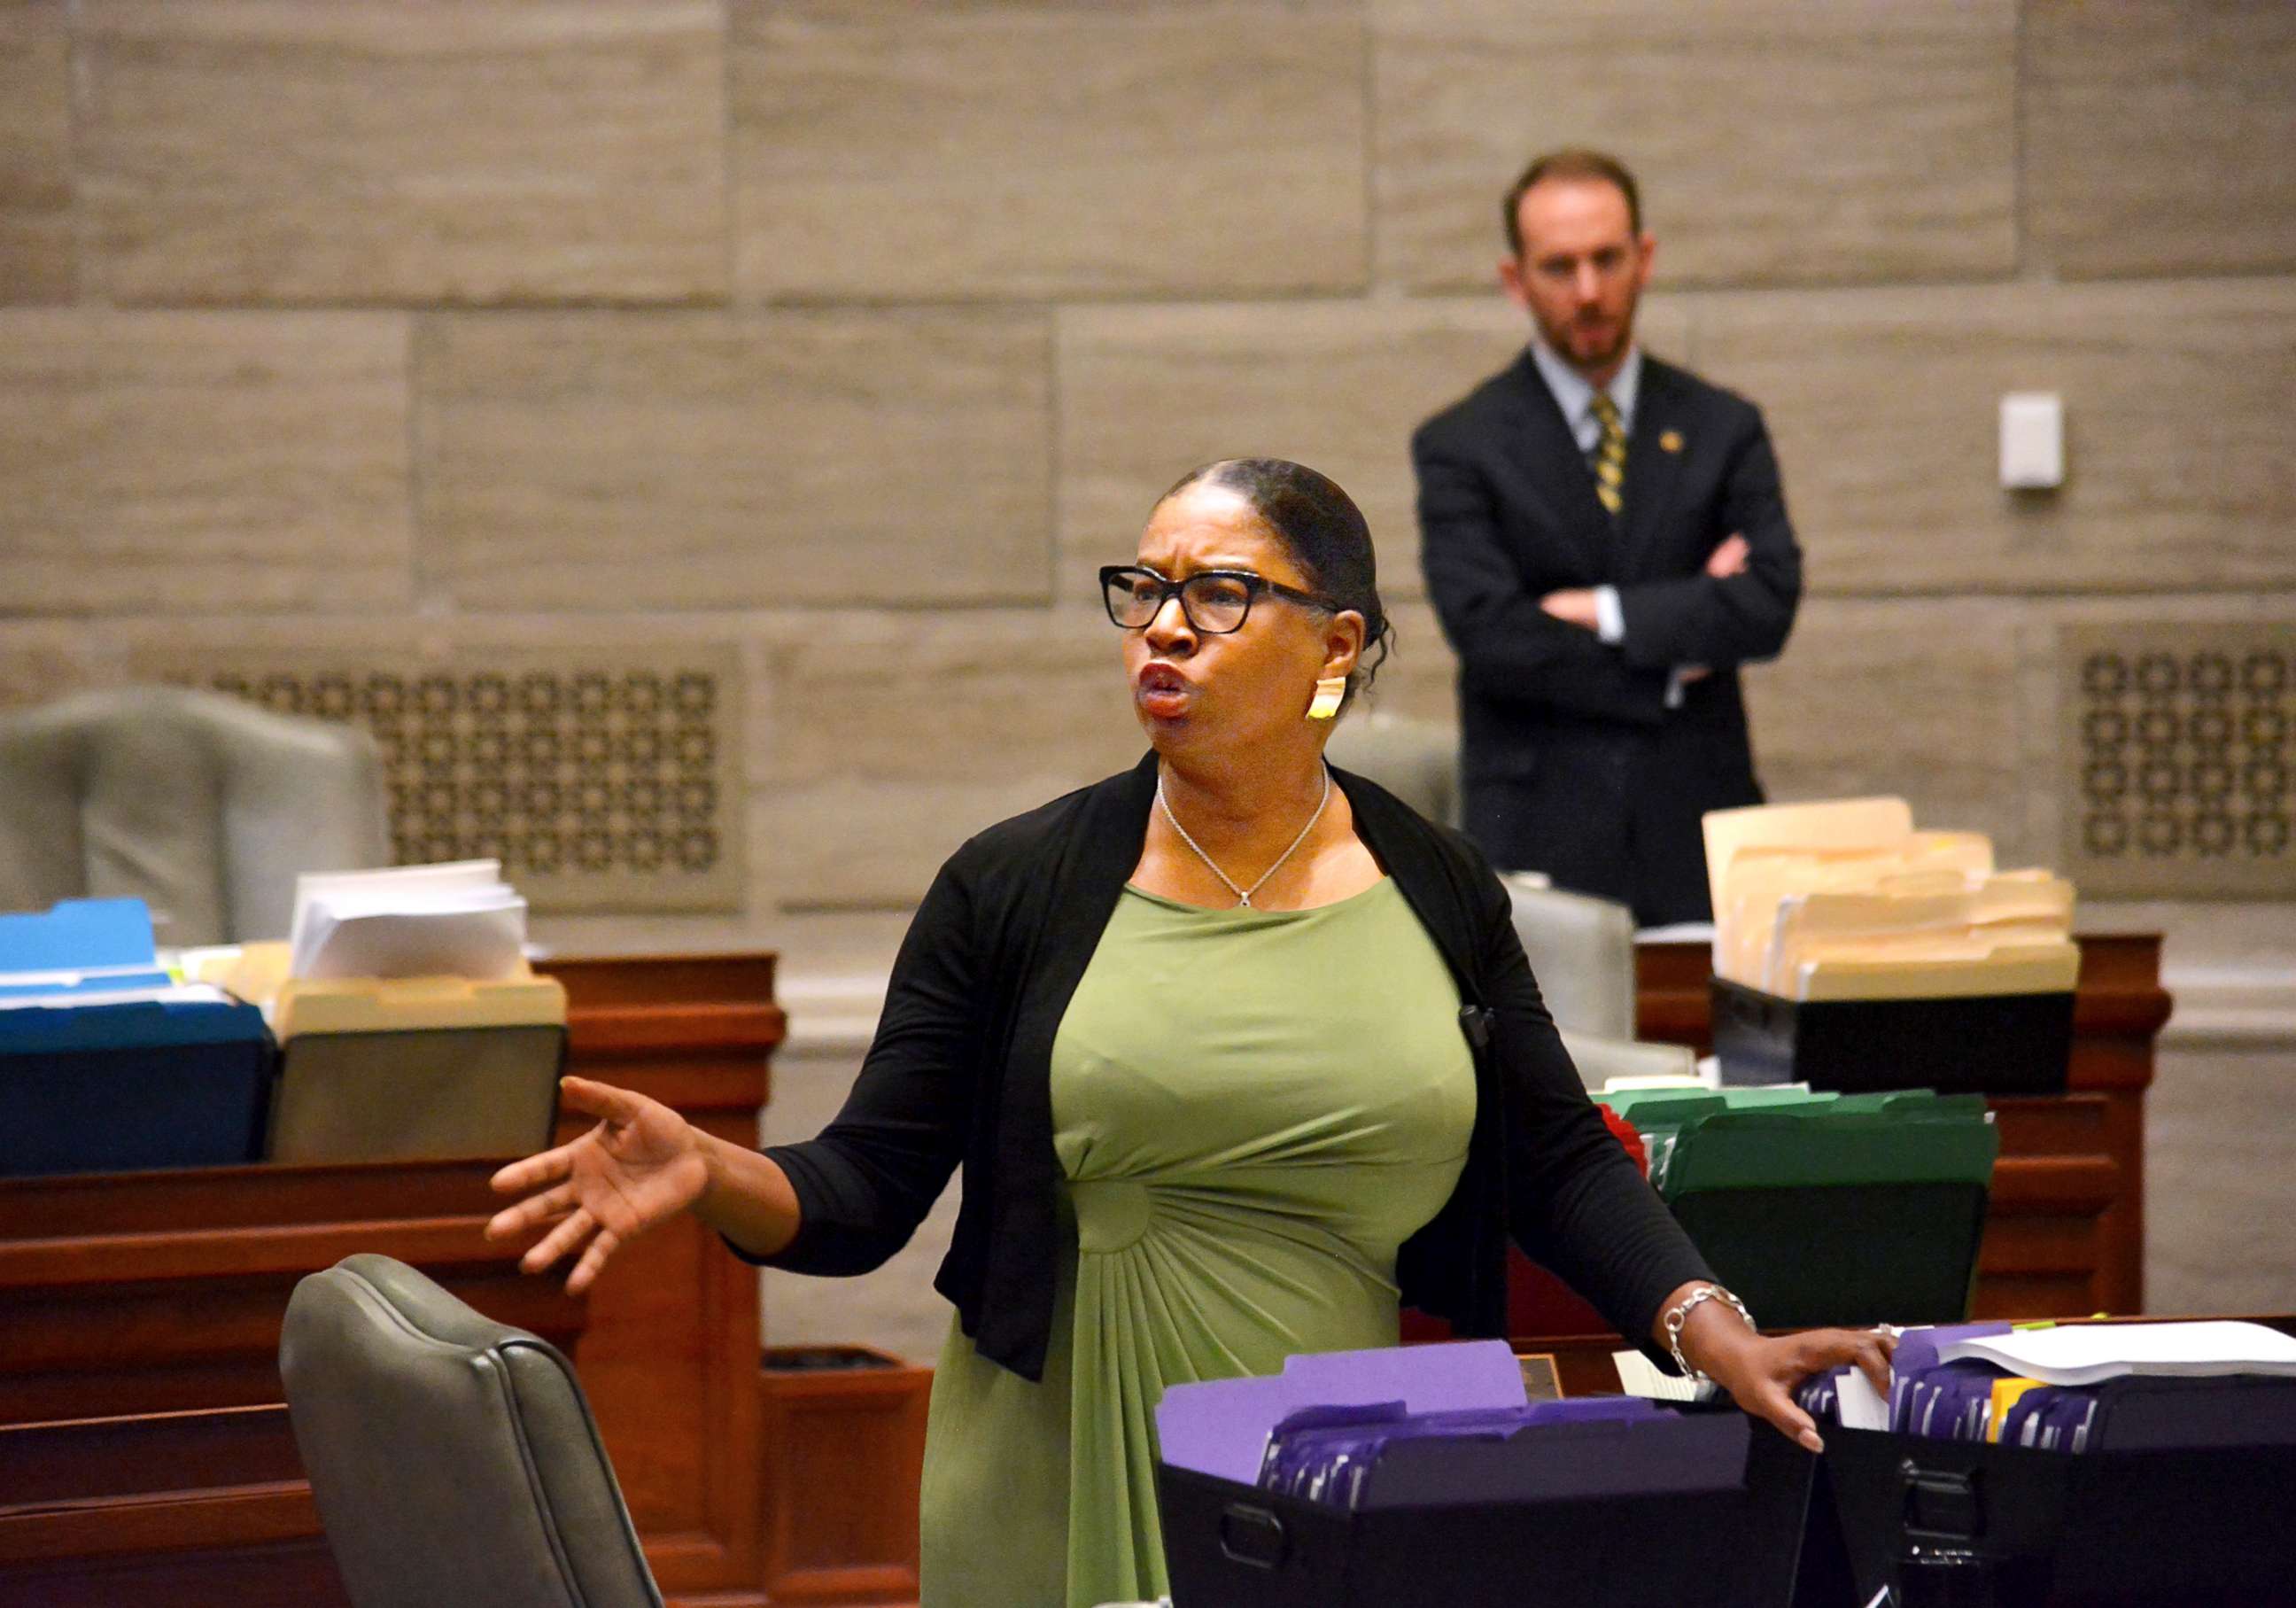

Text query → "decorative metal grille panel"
[2059,625,2294,898]
[166,648,744,913]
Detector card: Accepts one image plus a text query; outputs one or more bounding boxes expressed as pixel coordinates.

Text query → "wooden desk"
[0,952,782,1608]
[0,1159,588,1606]
[535,952,783,1605]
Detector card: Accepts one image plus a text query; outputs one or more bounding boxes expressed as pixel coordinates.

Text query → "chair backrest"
[1324,709,1461,828]
[1558,1029,1699,1093]
[1504,874,1638,1041]
[282,1254,662,1608]
[0,685,389,944]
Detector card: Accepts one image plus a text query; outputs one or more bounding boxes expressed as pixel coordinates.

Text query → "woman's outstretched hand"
[1694,1318,1896,1454]
[485,1075,710,1294]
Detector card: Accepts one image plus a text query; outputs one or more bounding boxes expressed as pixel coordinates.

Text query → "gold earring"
[1306,676,1346,720]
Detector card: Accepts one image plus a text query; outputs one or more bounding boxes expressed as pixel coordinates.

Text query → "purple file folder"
[1154,1339,1526,1485]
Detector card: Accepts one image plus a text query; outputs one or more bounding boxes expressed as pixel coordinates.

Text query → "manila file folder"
[265,969,566,1163]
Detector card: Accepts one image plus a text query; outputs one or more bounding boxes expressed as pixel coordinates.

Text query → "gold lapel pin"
[1659,430,1685,454]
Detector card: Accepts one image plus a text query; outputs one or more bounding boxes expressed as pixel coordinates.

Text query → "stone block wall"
[5,0,2289,937]
[4,0,2292,1342]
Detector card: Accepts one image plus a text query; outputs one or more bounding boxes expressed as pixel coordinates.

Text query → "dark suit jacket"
[1414,349,1803,923]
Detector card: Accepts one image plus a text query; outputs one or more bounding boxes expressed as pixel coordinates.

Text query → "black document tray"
[1712,978,2073,1097]
[1157,1407,1814,1608]
[1822,1426,2296,1605]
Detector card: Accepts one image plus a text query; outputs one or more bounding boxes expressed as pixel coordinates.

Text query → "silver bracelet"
[1662,1284,1756,1384]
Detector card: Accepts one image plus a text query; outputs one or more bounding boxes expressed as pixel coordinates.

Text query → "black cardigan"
[744,753,1712,1382]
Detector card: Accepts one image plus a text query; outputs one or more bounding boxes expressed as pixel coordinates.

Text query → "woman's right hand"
[485,1075,710,1293]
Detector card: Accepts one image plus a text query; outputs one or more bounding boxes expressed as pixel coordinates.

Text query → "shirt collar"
[1530,338,1643,433]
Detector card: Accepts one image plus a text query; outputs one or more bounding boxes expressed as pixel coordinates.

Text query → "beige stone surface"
[77,2,727,305]
[1056,296,1692,604]
[0,0,73,303]
[0,621,144,711]
[2147,1041,2296,1317]
[1691,278,2296,595]
[1059,299,1510,604]
[757,610,1141,908]
[0,311,414,613]
[2025,0,2296,280]
[1742,597,2031,863]
[1374,0,2017,291]
[416,311,1054,610]
[730,1,1367,299]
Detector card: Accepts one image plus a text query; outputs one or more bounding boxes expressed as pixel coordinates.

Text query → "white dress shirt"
[1527,338,1691,705]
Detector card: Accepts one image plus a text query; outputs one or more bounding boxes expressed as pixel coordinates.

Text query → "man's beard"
[1566,307,1633,368]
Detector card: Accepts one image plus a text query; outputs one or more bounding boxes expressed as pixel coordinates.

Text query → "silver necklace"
[1156,766,1332,909]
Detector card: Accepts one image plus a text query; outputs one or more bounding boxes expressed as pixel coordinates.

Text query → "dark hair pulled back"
[1157,457,1395,707]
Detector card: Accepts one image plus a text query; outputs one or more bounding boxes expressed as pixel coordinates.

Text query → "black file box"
[1157,1408,1816,1608]
[1711,978,2073,1097]
[1821,1427,2296,1606]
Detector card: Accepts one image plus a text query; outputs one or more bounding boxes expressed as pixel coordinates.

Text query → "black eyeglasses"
[1099,566,1333,635]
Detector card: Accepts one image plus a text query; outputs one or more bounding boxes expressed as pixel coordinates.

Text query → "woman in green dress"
[488,459,1894,1608]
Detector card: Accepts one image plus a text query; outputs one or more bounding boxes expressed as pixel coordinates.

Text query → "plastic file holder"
[1154,1342,1816,1608]
[0,994,272,1177]
[265,971,566,1163]
[1602,1089,1998,1330]
[1711,976,2073,1096]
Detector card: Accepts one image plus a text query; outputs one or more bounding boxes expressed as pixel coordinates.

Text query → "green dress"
[917,879,1478,1608]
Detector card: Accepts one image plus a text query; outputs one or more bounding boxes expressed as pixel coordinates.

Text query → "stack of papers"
[288,860,527,982]
[1934,1320,2296,1386]
[1702,797,2080,1001]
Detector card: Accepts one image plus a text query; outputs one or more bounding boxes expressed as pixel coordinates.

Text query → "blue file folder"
[0,897,161,975]
[0,896,275,1177]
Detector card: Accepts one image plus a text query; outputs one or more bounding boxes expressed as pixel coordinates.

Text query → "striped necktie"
[1589,391,1626,517]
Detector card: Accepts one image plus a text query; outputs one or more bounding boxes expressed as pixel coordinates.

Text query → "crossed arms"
[1415,415,1803,722]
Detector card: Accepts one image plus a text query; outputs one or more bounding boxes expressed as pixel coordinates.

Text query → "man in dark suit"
[1415,149,1802,926]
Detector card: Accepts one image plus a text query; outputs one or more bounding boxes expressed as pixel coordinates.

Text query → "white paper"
[1835,1366,1891,1432]
[1612,1349,1718,1402]
[0,963,174,988]
[1634,921,1717,945]
[0,982,235,1012]
[288,860,527,981]
[294,894,527,982]
[289,860,502,963]
[1936,1321,2296,1387]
